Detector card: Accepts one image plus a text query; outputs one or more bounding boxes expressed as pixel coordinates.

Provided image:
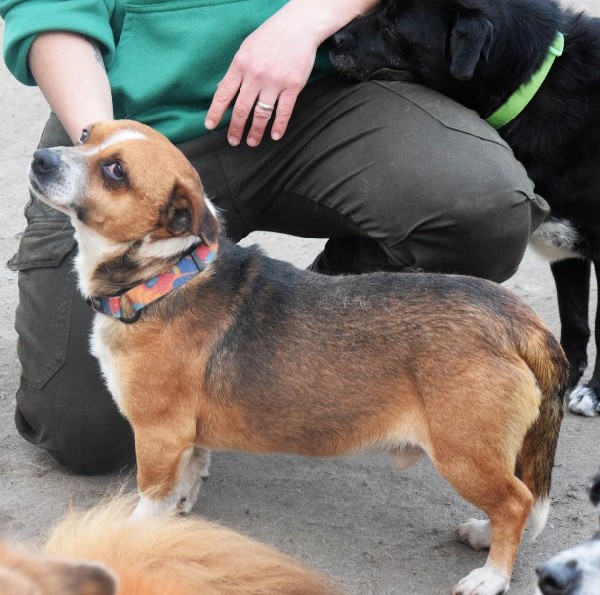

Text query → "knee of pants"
[390,177,549,283]
[457,198,535,282]
[314,186,545,280]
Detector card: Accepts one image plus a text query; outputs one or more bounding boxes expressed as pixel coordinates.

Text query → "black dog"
[329,0,600,416]
[536,470,600,595]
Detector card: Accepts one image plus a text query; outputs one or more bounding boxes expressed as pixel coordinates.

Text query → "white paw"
[132,494,176,519]
[176,448,211,514]
[457,518,492,550]
[177,480,201,515]
[568,386,599,416]
[453,565,510,595]
[132,448,212,519]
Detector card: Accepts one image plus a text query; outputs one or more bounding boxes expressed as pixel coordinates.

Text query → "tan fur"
[0,496,337,595]
[29,120,569,593]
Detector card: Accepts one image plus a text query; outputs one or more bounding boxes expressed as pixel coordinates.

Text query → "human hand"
[204,11,320,147]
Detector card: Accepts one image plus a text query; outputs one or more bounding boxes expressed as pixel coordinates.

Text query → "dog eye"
[78,129,89,144]
[102,162,127,182]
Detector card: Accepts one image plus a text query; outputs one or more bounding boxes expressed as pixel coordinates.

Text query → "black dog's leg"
[551,258,591,384]
[568,260,600,416]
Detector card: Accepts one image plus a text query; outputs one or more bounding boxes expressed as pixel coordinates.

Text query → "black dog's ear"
[450,10,494,80]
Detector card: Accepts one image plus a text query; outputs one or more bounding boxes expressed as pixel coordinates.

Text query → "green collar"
[485,32,564,129]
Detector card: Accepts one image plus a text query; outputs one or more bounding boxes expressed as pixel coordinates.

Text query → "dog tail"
[514,318,568,539]
[44,494,340,595]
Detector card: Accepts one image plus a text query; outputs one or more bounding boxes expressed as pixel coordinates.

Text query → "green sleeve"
[1,0,116,86]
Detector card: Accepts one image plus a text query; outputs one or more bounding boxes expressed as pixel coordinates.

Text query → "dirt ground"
[0,4,599,594]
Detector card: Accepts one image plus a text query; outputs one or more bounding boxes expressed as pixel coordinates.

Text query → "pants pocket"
[8,222,77,389]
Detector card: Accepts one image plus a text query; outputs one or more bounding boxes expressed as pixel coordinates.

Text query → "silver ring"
[255,101,275,112]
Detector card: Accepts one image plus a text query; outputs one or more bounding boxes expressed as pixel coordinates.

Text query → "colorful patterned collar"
[87,242,218,323]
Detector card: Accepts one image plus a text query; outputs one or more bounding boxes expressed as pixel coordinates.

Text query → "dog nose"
[331,29,354,49]
[32,149,61,174]
[536,559,581,595]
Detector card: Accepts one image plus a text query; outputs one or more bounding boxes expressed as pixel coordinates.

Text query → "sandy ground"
[0,4,599,594]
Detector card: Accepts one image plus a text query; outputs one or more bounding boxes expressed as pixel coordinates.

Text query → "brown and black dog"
[0,496,336,595]
[28,119,568,595]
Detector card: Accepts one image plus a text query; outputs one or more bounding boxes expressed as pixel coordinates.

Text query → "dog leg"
[551,259,591,388]
[568,259,600,416]
[432,451,532,595]
[451,472,532,595]
[389,444,425,470]
[132,429,210,518]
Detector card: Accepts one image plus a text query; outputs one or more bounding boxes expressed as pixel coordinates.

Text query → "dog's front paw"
[132,494,175,519]
[453,565,509,595]
[457,518,491,550]
[131,490,199,519]
[568,385,600,416]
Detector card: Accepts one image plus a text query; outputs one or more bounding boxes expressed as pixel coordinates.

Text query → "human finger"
[246,96,278,147]
[204,67,243,132]
[270,88,298,141]
[225,80,263,146]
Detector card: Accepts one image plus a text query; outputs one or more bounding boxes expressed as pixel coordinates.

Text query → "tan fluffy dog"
[28,120,568,595]
[0,496,336,594]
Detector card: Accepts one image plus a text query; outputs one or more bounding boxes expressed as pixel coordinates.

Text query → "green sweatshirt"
[1,0,333,143]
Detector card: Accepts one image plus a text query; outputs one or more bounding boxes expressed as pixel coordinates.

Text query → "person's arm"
[28,31,114,144]
[205,0,380,147]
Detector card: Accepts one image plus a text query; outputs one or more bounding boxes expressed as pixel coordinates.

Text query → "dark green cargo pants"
[8,76,549,474]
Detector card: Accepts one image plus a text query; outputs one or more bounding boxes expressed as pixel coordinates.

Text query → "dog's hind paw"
[456,518,491,550]
[177,482,201,515]
[453,565,509,595]
[568,386,600,416]
[176,447,211,515]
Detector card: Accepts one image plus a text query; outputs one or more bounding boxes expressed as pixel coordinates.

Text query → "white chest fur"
[91,315,126,414]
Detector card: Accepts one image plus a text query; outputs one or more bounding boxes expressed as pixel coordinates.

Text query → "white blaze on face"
[29,128,149,214]
[77,128,148,157]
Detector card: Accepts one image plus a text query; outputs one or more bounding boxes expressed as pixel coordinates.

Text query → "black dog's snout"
[536,560,581,595]
[32,148,62,174]
[331,29,355,50]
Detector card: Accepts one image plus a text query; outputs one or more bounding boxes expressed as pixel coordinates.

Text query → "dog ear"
[61,562,118,595]
[0,556,118,595]
[162,178,221,244]
[449,10,494,80]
